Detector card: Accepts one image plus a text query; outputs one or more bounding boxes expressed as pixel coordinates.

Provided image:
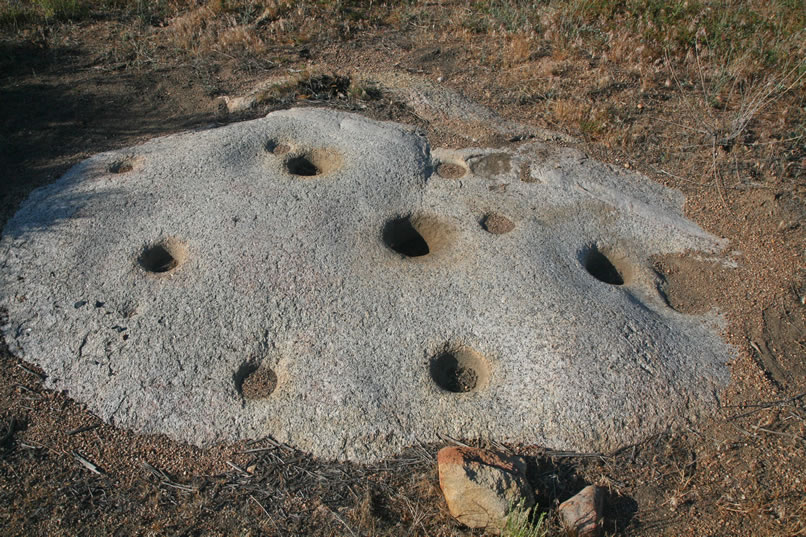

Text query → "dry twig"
[72,451,103,475]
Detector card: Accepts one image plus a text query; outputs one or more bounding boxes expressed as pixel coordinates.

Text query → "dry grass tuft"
[552,99,586,126]
[507,32,534,65]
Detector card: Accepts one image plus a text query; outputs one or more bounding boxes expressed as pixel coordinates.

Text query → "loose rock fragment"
[558,485,605,537]
[437,446,534,534]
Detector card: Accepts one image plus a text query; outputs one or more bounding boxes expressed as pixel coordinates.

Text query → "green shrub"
[34,0,85,19]
[503,499,548,537]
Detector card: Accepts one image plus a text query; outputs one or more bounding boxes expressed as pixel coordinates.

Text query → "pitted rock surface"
[0,108,733,462]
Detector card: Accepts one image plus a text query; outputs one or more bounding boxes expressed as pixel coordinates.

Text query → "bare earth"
[0,6,804,536]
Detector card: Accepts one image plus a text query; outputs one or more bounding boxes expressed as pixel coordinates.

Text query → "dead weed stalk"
[661,42,805,210]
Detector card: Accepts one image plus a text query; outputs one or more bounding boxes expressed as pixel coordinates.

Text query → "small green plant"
[503,499,548,537]
[34,0,84,19]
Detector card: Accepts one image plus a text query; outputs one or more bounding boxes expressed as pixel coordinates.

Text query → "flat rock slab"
[0,108,733,462]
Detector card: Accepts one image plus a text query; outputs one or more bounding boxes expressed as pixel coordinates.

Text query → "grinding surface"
[0,108,733,462]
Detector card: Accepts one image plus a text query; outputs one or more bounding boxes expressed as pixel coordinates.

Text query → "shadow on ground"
[0,40,226,229]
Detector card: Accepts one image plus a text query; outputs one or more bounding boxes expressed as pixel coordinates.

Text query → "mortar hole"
[109,160,133,173]
[284,148,343,177]
[436,162,467,179]
[481,213,515,234]
[383,217,430,257]
[235,363,277,399]
[266,140,291,155]
[287,155,319,176]
[138,239,187,274]
[582,246,625,285]
[430,346,489,393]
[109,156,141,174]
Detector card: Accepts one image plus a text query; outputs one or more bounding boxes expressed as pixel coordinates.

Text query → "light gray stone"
[437,446,533,533]
[0,107,733,462]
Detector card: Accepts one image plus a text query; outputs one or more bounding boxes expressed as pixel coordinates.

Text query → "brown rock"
[558,485,605,537]
[437,446,534,534]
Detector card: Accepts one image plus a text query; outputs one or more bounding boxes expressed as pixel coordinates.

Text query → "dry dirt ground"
[1,2,804,536]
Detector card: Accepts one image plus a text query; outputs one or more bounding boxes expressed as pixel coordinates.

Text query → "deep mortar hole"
[284,149,343,177]
[430,347,489,393]
[583,246,625,285]
[138,239,187,274]
[235,362,277,399]
[383,216,430,257]
[286,155,320,176]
